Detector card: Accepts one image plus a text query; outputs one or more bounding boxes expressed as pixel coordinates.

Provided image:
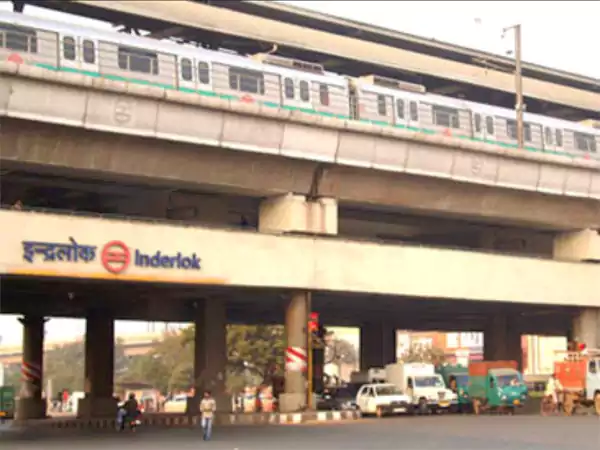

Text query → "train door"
[395,97,408,128]
[281,76,312,109]
[178,56,195,91]
[472,112,484,141]
[408,99,420,129]
[483,115,496,143]
[543,126,556,153]
[59,34,98,73]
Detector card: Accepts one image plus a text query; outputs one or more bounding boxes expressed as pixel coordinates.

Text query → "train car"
[0,10,597,161]
[0,11,350,120]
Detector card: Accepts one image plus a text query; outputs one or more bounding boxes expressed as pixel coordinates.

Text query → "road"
[3,416,600,449]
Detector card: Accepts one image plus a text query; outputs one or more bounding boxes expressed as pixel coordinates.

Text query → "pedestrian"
[199,390,216,441]
[542,373,563,415]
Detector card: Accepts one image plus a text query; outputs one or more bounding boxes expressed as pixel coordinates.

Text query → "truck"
[0,386,15,419]
[554,349,600,415]
[385,362,457,414]
[436,364,470,412]
[467,360,527,414]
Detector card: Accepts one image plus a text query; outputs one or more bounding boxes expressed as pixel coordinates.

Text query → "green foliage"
[2,365,21,389]
[400,345,447,366]
[43,339,128,393]
[325,337,358,366]
[26,325,284,395]
[122,325,285,394]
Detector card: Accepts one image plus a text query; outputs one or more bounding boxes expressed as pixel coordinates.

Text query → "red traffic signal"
[308,312,319,332]
[578,343,587,352]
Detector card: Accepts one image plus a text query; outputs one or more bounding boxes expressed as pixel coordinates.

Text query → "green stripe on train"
[34,63,585,160]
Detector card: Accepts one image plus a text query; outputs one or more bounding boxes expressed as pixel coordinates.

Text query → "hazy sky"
[0,0,596,346]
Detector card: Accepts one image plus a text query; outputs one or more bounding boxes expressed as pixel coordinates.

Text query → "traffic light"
[308,312,319,333]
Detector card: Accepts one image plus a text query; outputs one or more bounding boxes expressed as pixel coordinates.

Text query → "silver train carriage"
[0,10,597,160]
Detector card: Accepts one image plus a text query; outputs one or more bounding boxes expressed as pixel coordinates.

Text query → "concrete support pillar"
[554,229,600,261]
[78,310,117,418]
[571,308,600,349]
[280,291,309,413]
[360,322,397,369]
[483,314,522,369]
[15,315,46,420]
[259,193,338,235]
[187,299,228,414]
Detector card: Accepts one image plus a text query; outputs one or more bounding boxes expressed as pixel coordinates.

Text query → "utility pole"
[504,24,524,149]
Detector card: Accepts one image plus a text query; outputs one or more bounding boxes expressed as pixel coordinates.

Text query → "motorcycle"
[117,405,142,432]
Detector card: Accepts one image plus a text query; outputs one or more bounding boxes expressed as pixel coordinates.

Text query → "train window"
[432,105,460,129]
[299,80,310,102]
[284,78,294,99]
[555,129,563,147]
[506,119,532,142]
[180,58,193,81]
[197,62,210,84]
[319,84,330,106]
[396,99,405,120]
[0,24,38,53]
[574,132,597,153]
[62,36,76,61]
[377,95,387,116]
[82,40,95,64]
[486,116,494,135]
[118,46,159,75]
[409,101,419,121]
[544,127,553,145]
[474,114,482,133]
[228,67,265,94]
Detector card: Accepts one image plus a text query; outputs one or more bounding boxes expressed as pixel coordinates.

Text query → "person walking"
[199,390,217,441]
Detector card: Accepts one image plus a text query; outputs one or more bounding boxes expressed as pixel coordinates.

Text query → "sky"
[0,0,597,346]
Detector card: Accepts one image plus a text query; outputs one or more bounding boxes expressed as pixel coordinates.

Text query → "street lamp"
[502,24,525,150]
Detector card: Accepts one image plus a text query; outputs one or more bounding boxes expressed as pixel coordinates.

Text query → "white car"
[356,383,411,417]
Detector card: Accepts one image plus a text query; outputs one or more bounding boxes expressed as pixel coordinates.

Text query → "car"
[356,383,411,418]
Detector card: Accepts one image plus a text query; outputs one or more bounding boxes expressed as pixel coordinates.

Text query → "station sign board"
[21,237,201,276]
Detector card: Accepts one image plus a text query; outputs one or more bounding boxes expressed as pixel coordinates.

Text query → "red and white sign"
[285,346,307,372]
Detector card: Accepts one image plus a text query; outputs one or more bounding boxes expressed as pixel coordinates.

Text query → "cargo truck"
[0,386,15,419]
[385,362,457,414]
[468,360,527,414]
[436,364,470,412]
[554,349,600,415]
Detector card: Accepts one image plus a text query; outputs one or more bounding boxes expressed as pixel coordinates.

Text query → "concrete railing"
[1,62,599,199]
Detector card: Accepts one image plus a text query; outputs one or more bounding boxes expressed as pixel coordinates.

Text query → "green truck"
[436,364,470,412]
[467,360,528,414]
[0,386,16,419]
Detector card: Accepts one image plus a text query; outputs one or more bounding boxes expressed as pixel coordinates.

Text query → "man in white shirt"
[199,390,217,441]
[544,373,563,412]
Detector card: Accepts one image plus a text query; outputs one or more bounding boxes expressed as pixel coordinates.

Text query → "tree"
[324,336,358,382]
[122,325,286,394]
[400,344,447,366]
[43,339,128,393]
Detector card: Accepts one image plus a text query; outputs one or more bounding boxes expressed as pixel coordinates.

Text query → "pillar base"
[279,393,306,413]
[77,396,118,418]
[15,397,46,420]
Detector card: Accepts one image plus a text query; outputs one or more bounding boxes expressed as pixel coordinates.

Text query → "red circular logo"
[101,241,130,274]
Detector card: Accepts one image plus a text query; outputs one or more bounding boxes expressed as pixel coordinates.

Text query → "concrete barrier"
[9,410,361,434]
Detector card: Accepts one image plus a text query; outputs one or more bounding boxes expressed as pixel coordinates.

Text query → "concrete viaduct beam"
[3,119,600,231]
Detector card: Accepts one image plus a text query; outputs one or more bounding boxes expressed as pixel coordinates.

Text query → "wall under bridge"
[0,209,599,307]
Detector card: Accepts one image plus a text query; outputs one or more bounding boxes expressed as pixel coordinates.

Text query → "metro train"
[0,10,598,161]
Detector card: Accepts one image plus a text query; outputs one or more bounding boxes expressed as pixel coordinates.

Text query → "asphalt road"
[3,416,600,449]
